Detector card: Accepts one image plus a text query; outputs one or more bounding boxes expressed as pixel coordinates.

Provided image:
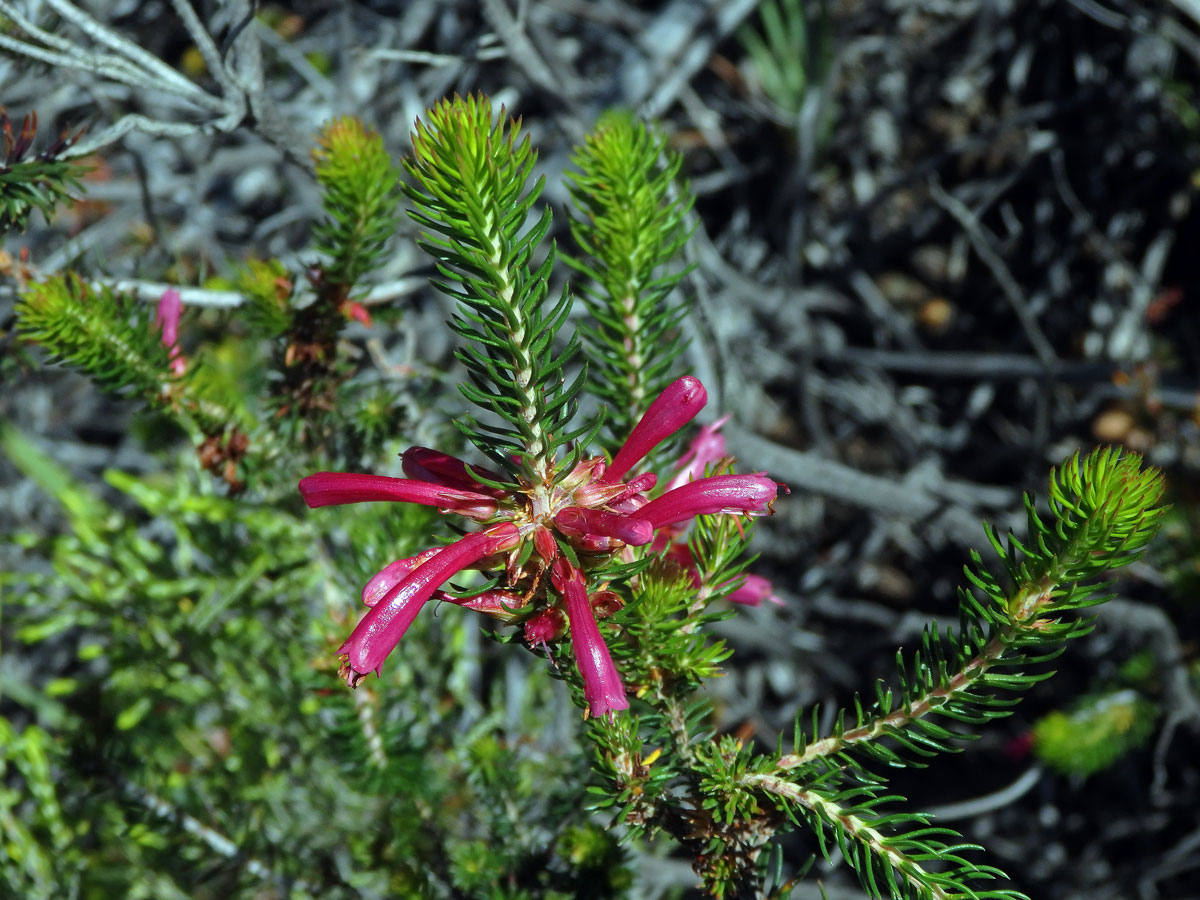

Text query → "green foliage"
[15,274,176,397]
[0,424,623,900]
[0,108,87,232]
[311,116,402,290]
[1033,688,1157,776]
[778,777,1022,900]
[565,113,693,446]
[0,720,77,898]
[738,0,831,119]
[732,448,1167,899]
[987,447,1166,608]
[13,274,253,478]
[404,94,589,483]
[218,258,295,339]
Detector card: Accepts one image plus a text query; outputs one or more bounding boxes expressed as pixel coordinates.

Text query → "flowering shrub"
[4,92,1167,900]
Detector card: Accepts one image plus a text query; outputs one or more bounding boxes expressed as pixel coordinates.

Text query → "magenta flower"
[550,558,629,717]
[401,446,508,498]
[299,472,499,521]
[658,414,785,608]
[637,474,780,530]
[337,524,520,686]
[727,573,783,607]
[523,608,566,648]
[155,288,186,376]
[555,506,653,546]
[662,542,784,608]
[666,414,730,491]
[299,374,782,716]
[601,375,707,483]
[361,548,442,606]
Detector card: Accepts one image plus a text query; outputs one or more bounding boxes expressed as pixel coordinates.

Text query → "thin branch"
[743,773,955,900]
[777,632,1010,771]
[90,277,424,310]
[929,176,1058,366]
[166,0,241,98]
[0,0,249,158]
[41,0,219,103]
[924,766,1042,821]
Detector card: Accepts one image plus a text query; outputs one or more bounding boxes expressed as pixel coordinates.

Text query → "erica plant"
[9,93,1167,900]
[295,97,1166,900]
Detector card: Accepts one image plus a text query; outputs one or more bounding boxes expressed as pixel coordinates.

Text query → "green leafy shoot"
[14,275,249,469]
[738,0,830,119]
[565,112,694,450]
[218,258,295,340]
[0,108,87,232]
[404,94,589,485]
[733,448,1166,900]
[779,448,1166,773]
[16,274,178,398]
[311,116,402,291]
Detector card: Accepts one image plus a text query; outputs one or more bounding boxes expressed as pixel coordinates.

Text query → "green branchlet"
[728,448,1166,899]
[311,117,401,290]
[15,275,256,489]
[16,274,176,398]
[0,720,74,895]
[565,113,693,448]
[213,118,403,456]
[224,258,295,339]
[738,0,831,119]
[753,769,1023,900]
[404,94,589,485]
[1,109,87,232]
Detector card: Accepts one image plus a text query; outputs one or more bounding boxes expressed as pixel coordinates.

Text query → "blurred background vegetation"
[2,1,1199,898]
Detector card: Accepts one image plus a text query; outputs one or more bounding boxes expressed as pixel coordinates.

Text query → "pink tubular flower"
[666,414,730,491]
[523,608,565,648]
[602,376,707,483]
[726,574,783,607]
[664,542,783,607]
[339,524,520,686]
[551,558,628,718]
[300,372,784,711]
[654,412,785,611]
[299,472,499,521]
[401,447,508,498]
[555,507,653,546]
[442,588,528,620]
[155,288,186,376]
[636,474,780,530]
[361,548,442,607]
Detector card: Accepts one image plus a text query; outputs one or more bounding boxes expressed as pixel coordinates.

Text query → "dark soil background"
[3,1,1200,898]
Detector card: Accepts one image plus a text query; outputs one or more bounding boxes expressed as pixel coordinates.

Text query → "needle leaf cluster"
[732,448,1166,899]
[565,112,694,449]
[404,94,589,484]
[0,108,86,232]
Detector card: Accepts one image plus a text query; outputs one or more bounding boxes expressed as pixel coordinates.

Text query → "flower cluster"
[299,376,782,717]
